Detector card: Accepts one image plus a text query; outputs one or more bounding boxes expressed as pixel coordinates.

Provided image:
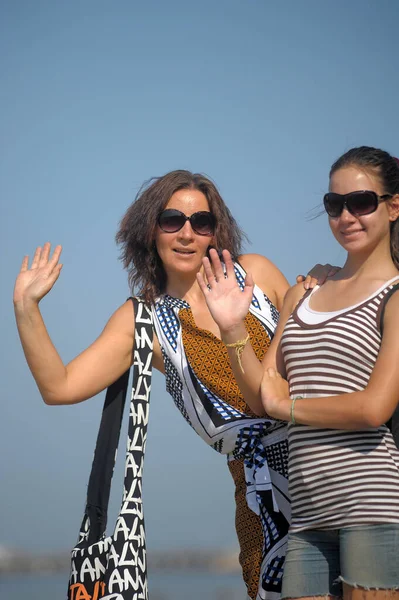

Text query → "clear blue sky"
[1,0,398,553]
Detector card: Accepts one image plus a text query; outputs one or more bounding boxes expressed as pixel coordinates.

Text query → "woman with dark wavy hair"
[13,169,331,600]
[116,170,247,303]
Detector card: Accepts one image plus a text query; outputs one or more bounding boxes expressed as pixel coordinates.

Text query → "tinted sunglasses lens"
[324,194,343,217]
[158,211,185,232]
[191,212,215,235]
[323,192,378,217]
[347,192,377,216]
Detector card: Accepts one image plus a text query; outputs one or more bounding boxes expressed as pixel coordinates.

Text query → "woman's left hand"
[260,367,290,420]
[296,263,340,290]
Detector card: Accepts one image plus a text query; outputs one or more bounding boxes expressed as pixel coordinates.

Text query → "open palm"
[13,243,63,305]
[197,249,254,334]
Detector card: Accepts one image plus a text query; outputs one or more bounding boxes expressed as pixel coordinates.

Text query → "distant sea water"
[0,571,246,599]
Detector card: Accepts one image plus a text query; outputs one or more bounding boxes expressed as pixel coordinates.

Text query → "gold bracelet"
[225,334,250,374]
[290,396,303,425]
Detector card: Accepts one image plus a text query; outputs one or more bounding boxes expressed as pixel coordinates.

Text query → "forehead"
[330,166,382,194]
[165,188,210,213]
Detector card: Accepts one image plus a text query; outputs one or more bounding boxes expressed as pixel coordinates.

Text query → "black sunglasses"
[157,209,215,236]
[323,190,392,218]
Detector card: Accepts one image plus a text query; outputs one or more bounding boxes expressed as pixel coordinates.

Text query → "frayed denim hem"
[339,575,399,591]
[281,594,341,599]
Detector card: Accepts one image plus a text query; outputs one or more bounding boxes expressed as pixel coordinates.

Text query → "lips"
[340,229,364,235]
[173,248,195,255]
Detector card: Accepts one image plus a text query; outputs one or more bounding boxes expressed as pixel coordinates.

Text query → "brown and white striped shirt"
[281,276,399,532]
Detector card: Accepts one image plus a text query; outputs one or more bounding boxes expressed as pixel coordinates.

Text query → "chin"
[176,261,202,274]
[341,239,376,256]
[165,257,203,274]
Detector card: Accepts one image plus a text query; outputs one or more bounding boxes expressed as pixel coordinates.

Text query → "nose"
[177,219,195,240]
[339,207,356,223]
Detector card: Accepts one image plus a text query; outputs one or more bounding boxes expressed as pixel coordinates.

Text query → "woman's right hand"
[13,243,63,307]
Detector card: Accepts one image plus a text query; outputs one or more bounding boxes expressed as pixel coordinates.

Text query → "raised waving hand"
[13,243,63,306]
[197,248,253,336]
[13,242,140,405]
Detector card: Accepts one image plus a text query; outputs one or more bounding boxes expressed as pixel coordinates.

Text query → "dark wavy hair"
[330,146,399,269]
[116,170,246,303]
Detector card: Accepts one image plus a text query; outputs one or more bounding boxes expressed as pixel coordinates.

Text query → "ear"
[208,236,217,250]
[388,195,399,222]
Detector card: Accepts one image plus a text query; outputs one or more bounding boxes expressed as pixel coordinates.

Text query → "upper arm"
[239,253,289,311]
[55,300,136,404]
[366,292,399,425]
[261,283,305,375]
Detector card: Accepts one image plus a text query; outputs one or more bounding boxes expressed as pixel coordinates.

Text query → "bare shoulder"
[238,253,289,288]
[283,282,307,314]
[105,299,164,372]
[104,298,135,337]
[238,253,282,277]
[238,253,289,311]
[382,287,399,329]
[260,282,306,374]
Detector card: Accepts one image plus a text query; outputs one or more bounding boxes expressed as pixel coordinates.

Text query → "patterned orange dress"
[152,262,290,600]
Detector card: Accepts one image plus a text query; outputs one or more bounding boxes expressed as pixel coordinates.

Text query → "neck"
[340,238,397,281]
[164,269,206,305]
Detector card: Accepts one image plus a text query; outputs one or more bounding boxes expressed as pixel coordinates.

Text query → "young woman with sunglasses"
[199,147,399,599]
[13,170,333,600]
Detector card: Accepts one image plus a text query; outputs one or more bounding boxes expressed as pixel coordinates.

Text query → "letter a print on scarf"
[67,298,153,600]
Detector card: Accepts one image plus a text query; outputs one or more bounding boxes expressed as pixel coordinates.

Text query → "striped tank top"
[281,276,399,532]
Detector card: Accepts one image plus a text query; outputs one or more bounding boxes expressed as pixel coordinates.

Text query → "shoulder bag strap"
[85,297,145,545]
[122,298,153,503]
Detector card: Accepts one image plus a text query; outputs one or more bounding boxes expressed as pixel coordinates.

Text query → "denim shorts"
[281,525,399,598]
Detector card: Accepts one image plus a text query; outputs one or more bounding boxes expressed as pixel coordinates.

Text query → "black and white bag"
[68,298,153,600]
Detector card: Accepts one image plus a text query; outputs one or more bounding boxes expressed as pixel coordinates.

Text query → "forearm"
[222,323,266,416]
[272,390,388,430]
[14,299,68,404]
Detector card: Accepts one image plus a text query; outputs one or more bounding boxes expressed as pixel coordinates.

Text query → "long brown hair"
[116,170,246,303]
